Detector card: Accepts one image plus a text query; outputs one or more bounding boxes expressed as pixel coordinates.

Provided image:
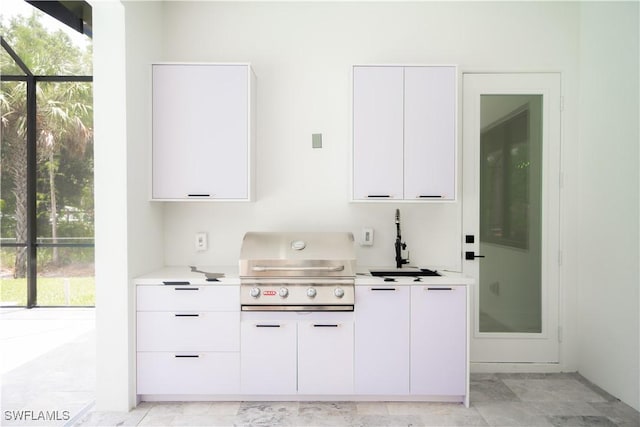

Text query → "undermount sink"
[369,268,441,277]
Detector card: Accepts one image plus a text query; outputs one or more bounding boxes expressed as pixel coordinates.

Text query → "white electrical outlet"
[361,227,374,246]
[195,232,208,251]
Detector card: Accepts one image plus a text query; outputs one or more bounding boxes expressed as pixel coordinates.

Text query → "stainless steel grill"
[239,232,356,311]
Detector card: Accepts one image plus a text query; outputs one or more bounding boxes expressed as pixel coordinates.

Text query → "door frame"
[462,72,562,369]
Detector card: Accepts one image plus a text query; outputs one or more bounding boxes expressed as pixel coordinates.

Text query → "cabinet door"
[137,352,240,395]
[152,64,249,200]
[410,285,466,395]
[352,66,404,200]
[404,66,456,200]
[240,320,297,394]
[298,320,354,394]
[354,286,410,394]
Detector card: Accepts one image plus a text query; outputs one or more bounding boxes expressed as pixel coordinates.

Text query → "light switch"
[361,227,374,246]
[195,232,208,251]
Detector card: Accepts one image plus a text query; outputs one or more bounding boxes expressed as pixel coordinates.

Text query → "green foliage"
[0,11,92,75]
[1,9,94,284]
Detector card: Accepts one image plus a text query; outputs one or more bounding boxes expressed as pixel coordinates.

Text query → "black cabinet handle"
[256,324,281,328]
[163,281,190,285]
[313,324,339,328]
[418,195,442,198]
[187,194,211,197]
[174,313,200,317]
[427,287,453,291]
[371,287,397,291]
[367,195,390,198]
[174,287,199,291]
[174,355,199,358]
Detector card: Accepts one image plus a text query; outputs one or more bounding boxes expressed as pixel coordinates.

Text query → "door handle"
[465,251,485,260]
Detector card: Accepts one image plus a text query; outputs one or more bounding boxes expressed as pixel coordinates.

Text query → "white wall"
[123,0,166,409]
[158,1,580,274]
[92,0,165,411]
[92,0,130,411]
[576,1,639,411]
[91,0,638,412]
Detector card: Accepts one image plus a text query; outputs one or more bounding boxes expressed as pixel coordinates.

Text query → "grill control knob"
[279,287,289,298]
[306,288,317,298]
[334,287,345,298]
[250,287,261,298]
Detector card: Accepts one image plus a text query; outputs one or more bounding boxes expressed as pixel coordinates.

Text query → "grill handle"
[251,265,345,272]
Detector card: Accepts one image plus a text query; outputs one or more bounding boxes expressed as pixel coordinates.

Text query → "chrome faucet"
[395,209,409,268]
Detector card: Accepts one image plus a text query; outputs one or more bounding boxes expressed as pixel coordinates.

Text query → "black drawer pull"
[371,287,397,291]
[256,324,281,328]
[174,287,199,291]
[174,355,199,358]
[427,287,453,291]
[367,195,390,198]
[174,314,200,317]
[163,281,190,285]
[187,194,210,197]
[313,324,339,328]
[418,195,442,198]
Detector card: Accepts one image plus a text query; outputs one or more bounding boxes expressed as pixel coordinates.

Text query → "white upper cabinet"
[352,66,404,200]
[152,64,255,201]
[352,65,457,201]
[404,66,456,200]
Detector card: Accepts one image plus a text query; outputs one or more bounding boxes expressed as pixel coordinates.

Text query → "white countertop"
[134,266,240,285]
[134,266,473,286]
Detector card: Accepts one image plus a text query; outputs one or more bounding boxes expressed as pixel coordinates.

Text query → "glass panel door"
[462,73,561,364]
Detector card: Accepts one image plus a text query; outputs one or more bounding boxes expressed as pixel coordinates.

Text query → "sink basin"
[369,268,440,277]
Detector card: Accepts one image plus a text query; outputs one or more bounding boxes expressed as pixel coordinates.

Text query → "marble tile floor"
[74,373,639,427]
[1,309,96,427]
[2,308,638,427]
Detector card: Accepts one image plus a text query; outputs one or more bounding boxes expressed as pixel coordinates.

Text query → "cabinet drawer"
[137,285,239,311]
[137,352,240,395]
[137,311,239,352]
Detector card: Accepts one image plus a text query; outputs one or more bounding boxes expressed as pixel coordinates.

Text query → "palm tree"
[0,80,29,277]
[37,81,92,265]
[1,11,92,277]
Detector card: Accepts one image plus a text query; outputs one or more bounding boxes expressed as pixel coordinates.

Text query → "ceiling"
[26,0,92,38]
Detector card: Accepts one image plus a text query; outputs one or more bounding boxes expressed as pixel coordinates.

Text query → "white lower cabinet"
[137,352,239,395]
[298,320,354,394]
[240,312,354,395]
[354,286,410,394]
[410,285,467,396]
[137,311,239,352]
[136,284,240,395]
[240,320,297,394]
[135,279,468,401]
